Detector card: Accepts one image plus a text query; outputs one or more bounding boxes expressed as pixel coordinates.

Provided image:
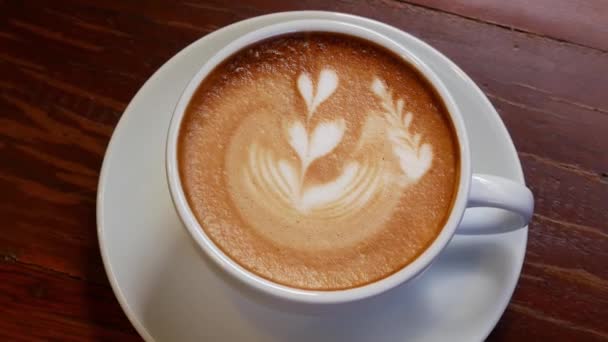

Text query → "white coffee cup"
[166,19,534,306]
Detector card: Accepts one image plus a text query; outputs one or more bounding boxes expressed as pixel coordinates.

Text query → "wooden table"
[1,1,606,340]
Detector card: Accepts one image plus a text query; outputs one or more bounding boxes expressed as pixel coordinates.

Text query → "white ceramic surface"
[98,11,528,342]
[164,19,532,306]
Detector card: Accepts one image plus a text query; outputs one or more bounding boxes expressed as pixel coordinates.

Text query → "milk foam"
[298,69,338,116]
[178,33,458,290]
[241,69,433,217]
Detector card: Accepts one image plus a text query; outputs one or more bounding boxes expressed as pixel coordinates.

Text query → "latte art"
[241,68,434,222]
[179,33,459,290]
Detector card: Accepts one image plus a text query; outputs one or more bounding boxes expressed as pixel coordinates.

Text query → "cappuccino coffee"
[178,33,459,290]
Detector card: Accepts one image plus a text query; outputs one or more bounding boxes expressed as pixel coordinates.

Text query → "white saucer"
[98,11,527,342]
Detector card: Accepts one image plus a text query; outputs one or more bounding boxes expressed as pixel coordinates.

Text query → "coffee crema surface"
[178,33,459,290]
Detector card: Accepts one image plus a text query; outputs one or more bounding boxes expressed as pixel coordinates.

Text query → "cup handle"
[456,174,534,234]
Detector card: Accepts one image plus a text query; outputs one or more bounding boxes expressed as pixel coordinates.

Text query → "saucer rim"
[97,10,527,342]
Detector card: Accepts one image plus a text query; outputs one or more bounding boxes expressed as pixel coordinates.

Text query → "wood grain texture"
[0,0,607,340]
[0,260,139,341]
[404,0,608,52]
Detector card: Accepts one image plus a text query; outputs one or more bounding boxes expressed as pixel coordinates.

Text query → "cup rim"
[166,19,471,305]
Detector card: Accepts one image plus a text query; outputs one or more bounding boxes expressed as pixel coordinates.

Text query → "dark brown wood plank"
[404,0,608,52]
[0,89,111,284]
[0,259,139,341]
[490,301,608,341]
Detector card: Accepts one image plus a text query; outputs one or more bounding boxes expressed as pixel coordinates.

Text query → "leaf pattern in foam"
[287,121,308,164]
[307,119,345,166]
[311,69,338,112]
[297,73,314,115]
[394,143,433,180]
[298,162,360,212]
[277,159,298,198]
[371,78,386,97]
[297,69,338,117]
